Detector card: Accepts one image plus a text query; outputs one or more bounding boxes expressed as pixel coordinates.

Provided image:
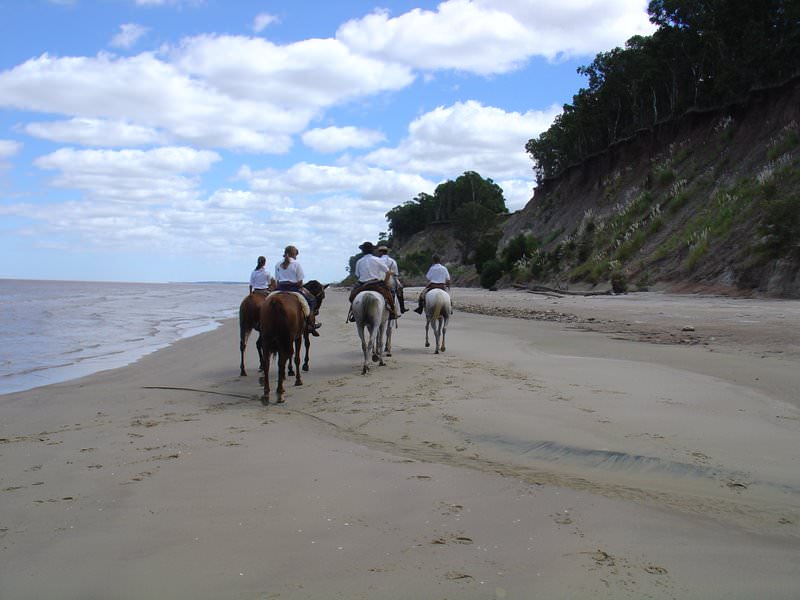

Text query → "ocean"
[0,279,247,396]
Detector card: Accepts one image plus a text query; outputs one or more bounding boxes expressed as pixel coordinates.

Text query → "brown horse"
[239,292,268,376]
[258,292,306,404]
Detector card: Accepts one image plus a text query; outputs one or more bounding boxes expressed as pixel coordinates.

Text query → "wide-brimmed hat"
[359,241,375,252]
[376,245,389,253]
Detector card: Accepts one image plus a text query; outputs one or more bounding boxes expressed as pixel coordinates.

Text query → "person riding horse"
[348,241,397,321]
[377,245,409,315]
[274,245,321,337]
[249,255,274,296]
[414,254,451,314]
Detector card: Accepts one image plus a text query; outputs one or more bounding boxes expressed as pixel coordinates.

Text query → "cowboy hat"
[376,245,389,253]
[358,241,375,252]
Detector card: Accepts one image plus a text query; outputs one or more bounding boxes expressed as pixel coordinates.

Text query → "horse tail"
[432,297,442,322]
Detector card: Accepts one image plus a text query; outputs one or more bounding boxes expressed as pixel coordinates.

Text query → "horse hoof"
[379,360,385,366]
[361,367,368,375]
[261,396,269,406]
[295,380,303,386]
[425,342,430,347]
[371,354,379,363]
[258,376,264,385]
[276,398,285,404]
[385,352,392,357]
[302,364,309,372]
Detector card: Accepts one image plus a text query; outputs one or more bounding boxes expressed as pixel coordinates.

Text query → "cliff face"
[501,78,800,297]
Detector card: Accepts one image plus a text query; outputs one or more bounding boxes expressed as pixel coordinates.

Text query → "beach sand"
[1,287,799,599]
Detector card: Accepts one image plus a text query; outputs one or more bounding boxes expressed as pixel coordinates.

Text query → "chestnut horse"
[258,292,306,404]
[239,280,327,377]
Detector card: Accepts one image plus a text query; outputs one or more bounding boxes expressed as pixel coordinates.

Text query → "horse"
[352,290,389,375]
[383,275,401,357]
[239,292,268,376]
[285,280,329,375]
[258,292,306,404]
[424,288,451,354]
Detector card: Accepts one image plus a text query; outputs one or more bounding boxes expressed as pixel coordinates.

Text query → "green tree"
[452,202,498,263]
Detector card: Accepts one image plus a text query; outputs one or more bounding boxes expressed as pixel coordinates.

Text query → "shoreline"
[2,288,799,598]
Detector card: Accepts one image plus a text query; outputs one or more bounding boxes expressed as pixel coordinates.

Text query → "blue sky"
[0,0,654,284]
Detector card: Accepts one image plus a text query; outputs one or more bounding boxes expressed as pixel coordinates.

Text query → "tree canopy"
[386,171,508,243]
[527,0,800,181]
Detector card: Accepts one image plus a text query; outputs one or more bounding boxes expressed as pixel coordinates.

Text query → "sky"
[0,0,655,284]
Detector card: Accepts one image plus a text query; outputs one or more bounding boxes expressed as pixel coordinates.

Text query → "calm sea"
[0,279,247,396]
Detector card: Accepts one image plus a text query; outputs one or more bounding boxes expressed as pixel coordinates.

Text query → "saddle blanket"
[284,291,310,318]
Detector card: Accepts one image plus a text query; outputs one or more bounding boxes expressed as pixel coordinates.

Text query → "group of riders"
[249,241,451,336]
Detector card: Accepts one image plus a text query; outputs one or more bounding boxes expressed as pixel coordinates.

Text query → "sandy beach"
[1,287,799,599]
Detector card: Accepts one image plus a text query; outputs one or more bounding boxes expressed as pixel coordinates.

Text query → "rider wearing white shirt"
[349,241,396,320]
[377,245,408,313]
[249,256,274,295]
[275,245,320,336]
[414,254,451,314]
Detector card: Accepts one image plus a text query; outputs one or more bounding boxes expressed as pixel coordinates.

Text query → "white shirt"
[379,254,399,275]
[250,267,271,290]
[355,254,389,282]
[275,258,305,283]
[426,263,450,284]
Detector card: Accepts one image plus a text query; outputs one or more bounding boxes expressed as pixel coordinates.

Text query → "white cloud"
[253,12,278,33]
[24,118,163,147]
[242,162,433,205]
[111,23,149,49]
[364,100,561,180]
[302,126,385,153]
[168,35,414,109]
[0,139,22,159]
[34,146,220,204]
[0,36,414,153]
[338,0,655,74]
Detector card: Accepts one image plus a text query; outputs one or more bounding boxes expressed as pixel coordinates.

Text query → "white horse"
[424,288,451,354]
[352,290,389,374]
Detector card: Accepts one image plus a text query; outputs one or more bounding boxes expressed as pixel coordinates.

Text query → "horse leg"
[261,349,271,405]
[358,325,369,375]
[376,321,386,366]
[302,332,310,372]
[240,327,251,376]
[434,320,441,355]
[384,320,393,356]
[293,337,303,386]
[425,317,431,348]
[276,349,287,403]
[256,333,264,372]
[440,317,447,352]
[370,324,380,363]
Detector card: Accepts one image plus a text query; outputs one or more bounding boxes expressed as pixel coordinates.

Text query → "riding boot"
[307,313,321,337]
[397,288,408,313]
[413,296,424,314]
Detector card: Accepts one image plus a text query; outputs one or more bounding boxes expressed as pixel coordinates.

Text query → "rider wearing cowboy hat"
[348,241,397,320]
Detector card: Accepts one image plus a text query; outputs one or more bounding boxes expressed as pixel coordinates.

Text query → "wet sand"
[1,287,799,599]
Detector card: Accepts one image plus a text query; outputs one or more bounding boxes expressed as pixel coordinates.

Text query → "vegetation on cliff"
[526,0,800,182]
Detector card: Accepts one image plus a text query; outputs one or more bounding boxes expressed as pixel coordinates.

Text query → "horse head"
[304,280,328,314]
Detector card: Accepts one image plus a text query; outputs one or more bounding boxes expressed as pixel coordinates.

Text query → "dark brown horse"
[258,292,306,404]
[291,281,328,374]
[239,292,268,376]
